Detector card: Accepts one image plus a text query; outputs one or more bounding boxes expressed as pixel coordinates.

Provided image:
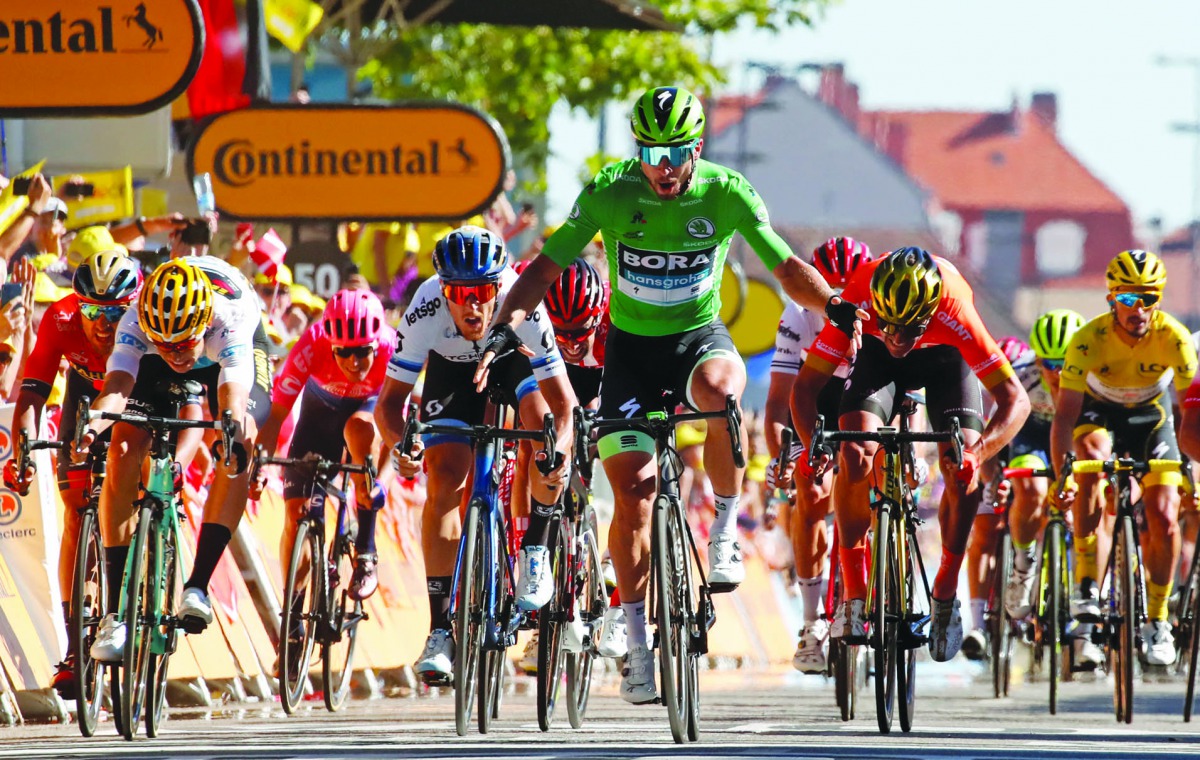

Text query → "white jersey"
[386,269,566,385]
[770,302,849,379]
[109,255,260,390]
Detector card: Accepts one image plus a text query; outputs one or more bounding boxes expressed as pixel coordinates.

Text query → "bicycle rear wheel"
[280,521,322,715]
[145,525,177,738]
[71,509,107,737]
[537,520,568,731]
[1184,541,1200,721]
[897,529,921,733]
[322,531,359,712]
[1046,522,1065,715]
[454,500,484,737]
[654,494,691,744]
[478,521,508,735]
[119,507,154,740]
[566,521,605,729]
[872,509,896,734]
[1112,515,1136,724]
[990,530,1014,698]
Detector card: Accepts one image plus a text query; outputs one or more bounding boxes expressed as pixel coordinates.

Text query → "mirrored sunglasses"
[332,343,375,359]
[1040,358,1064,371]
[154,337,201,354]
[637,141,696,167]
[79,303,127,323]
[553,320,598,344]
[1112,291,1160,308]
[877,318,929,338]
[442,281,499,305]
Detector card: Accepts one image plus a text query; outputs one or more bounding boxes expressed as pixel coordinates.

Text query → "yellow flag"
[53,167,134,227]
[265,0,324,53]
[0,160,47,236]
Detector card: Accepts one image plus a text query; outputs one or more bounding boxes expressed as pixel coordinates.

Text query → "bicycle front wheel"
[145,523,177,738]
[1112,515,1136,724]
[537,519,568,731]
[654,495,693,744]
[1046,522,1065,715]
[1184,540,1200,721]
[120,506,154,741]
[990,530,1014,698]
[872,509,896,734]
[71,509,107,737]
[566,521,605,729]
[280,520,322,715]
[322,531,359,712]
[454,500,484,737]
[897,528,921,733]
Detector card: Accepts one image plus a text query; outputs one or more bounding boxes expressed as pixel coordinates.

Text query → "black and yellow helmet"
[138,260,214,344]
[630,87,705,145]
[1105,249,1166,292]
[870,247,943,325]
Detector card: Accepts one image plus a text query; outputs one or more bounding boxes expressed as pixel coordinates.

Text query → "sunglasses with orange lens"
[154,337,201,355]
[442,282,499,305]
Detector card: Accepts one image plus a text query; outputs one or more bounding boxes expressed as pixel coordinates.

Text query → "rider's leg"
[832,412,884,603]
[98,422,152,612]
[1071,428,1111,614]
[965,509,999,634]
[601,448,657,645]
[422,441,471,631]
[931,427,984,600]
[345,411,384,554]
[1142,482,1182,622]
[688,353,747,550]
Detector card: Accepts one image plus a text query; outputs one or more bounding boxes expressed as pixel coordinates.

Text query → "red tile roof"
[866,109,1127,214]
[709,90,770,139]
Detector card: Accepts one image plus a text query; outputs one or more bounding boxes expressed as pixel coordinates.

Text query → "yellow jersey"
[1060,310,1197,407]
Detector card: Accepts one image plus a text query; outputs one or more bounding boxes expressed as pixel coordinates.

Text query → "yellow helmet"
[138,260,214,344]
[870,247,943,325]
[1105,249,1166,292]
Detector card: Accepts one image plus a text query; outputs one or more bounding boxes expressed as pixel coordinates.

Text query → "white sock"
[970,598,987,632]
[711,493,739,539]
[622,600,648,649]
[798,577,824,625]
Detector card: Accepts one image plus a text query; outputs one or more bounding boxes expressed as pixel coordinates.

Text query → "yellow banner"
[0,161,47,236]
[265,0,324,53]
[53,166,134,227]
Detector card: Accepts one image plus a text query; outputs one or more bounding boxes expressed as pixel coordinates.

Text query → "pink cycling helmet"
[997,336,1031,365]
[323,289,385,347]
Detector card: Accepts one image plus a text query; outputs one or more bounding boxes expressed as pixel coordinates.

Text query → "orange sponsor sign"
[188,104,511,222]
[0,0,203,116]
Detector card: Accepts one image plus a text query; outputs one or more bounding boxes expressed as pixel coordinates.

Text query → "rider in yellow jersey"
[1050,249,1196,666]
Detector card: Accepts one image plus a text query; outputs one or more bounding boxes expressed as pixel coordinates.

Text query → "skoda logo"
[686,217,715,239]
[0,490,20,527]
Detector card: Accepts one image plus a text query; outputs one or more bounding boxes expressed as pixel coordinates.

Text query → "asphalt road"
[2,659,1199,759]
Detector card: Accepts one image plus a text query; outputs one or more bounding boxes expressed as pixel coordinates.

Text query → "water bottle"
[193,172,215,216]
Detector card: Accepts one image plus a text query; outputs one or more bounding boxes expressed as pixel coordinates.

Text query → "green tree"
[358,1,831,187]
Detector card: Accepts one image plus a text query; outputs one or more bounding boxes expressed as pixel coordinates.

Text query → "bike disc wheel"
[566,523,604,729]
[120,508,153,740]
[1112,515,1136,724]
[654,495,689,744]
[872,509,895,734]
[1046,522,1064,715]
[537,521,568,731]
[1185,544,1200,721]
[991,531,1014,698]
[322,533,359,712]
[72,510,106,737]
[454,501,484,737]
[280,521,322,715]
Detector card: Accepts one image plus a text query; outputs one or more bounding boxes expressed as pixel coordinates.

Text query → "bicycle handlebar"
[397,402,559,472]
[1071,457,1184,475]
[809,413,963,468]
[585,394,746,469]
[75,407,235,463]
[776,427,794,488]
[253,447,377,482]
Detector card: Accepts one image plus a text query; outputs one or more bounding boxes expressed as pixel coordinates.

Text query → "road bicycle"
[74,382,234,740]
[1071,456,1186,723]
[810,397,962,734]
[587,394,744,744]
[251,449,375,714]
[17,401,109,737]
[1001,460,1073,714]
[400,399,557,736]
[982,460,1015,699]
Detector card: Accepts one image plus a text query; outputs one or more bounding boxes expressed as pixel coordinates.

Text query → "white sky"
[546,0,1200,236]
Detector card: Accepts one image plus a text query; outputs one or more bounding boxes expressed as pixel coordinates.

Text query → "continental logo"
[0,1,202,116]
[189,105,511,223]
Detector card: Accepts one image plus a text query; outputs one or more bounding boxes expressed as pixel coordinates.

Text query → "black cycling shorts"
[839,336,985,433]
[419,351,538,448]
[283,393,378,500]
[1075,394,1179,463]
[57,370,112,489]
[598,320,740,420]
[565,363,603,409]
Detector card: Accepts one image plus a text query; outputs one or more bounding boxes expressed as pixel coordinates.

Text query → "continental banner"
[187,104,511,223]
[0,1,204,117]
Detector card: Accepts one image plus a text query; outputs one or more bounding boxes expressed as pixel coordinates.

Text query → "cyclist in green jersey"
[476,86,865,704]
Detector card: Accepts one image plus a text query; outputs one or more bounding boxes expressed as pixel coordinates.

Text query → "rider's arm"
[217,380,250,447]
[535,371,578,458]
[791,359,837,452]
[81,370,136,441]
[487,254,566,331]
[1050,387,1085,474]
[770,255,834,315]
[255,402,291,458]
[374,376,415,452]
[764,373,791,460]
[975,374,1030,463]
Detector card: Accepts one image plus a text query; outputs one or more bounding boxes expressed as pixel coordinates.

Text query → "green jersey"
[542,158,793,336]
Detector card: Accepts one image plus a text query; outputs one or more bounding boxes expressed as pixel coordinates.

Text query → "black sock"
[105,546,129,613]
[62,602,73,652]
[355,507,378,555]
[522,499,555,550]
[184,523,233,592]
[427,576,452,631]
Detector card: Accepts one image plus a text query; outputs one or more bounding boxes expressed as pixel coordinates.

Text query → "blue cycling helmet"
[433,225,508,283]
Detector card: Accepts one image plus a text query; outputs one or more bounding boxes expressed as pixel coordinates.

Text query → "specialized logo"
[0,0,203,117]
[686,217,715,239]
[0,490,19,526]
[189,105,511,222]
[618,398,641,419]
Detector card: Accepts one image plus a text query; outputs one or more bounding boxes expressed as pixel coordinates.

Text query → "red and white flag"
[251,228,286,279]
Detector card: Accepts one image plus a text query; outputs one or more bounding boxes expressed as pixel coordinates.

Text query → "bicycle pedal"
[708,581,738,595]
[177,616,208,635]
